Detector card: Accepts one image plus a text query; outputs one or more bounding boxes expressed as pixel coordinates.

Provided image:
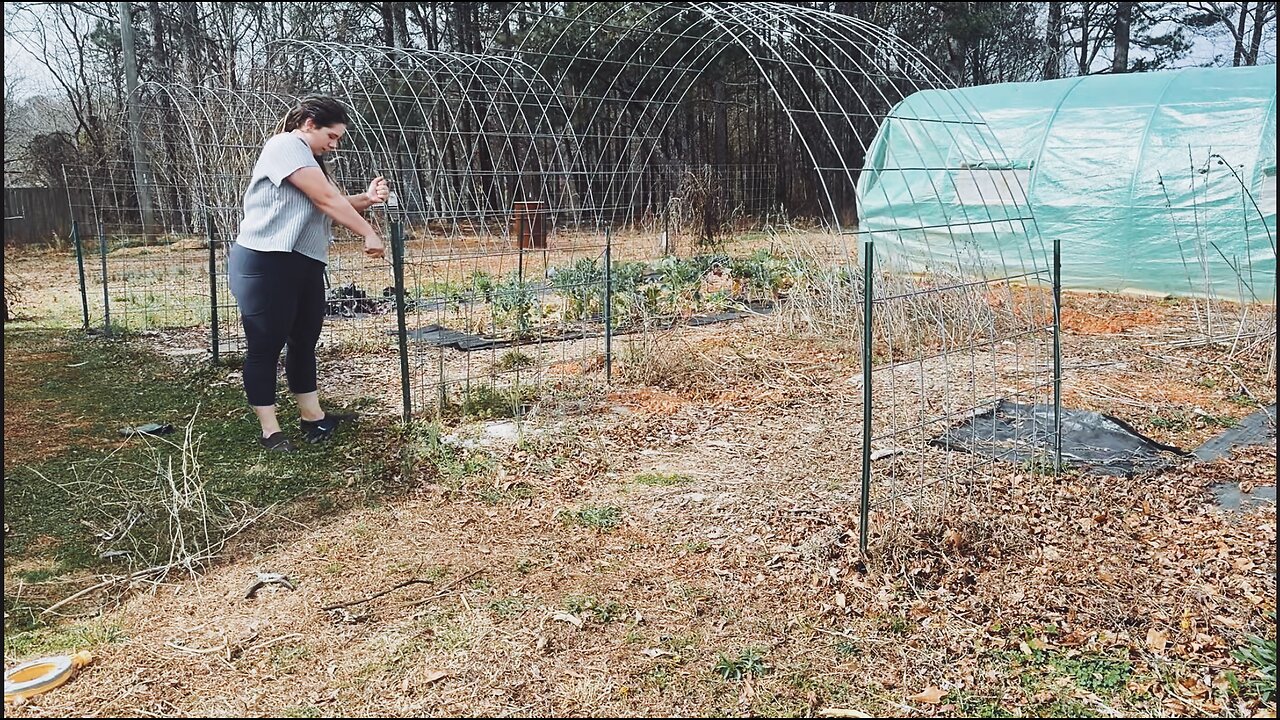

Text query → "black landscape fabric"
[1191,404,1276,461]
[933,400,1188,477]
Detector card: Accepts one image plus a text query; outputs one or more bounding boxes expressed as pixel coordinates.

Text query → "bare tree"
[1064,1,1116,75]
[1113,1,1135,72]
[1246,0,1277,64]
[3,73,28,185]
[5,3,123,155]
[1186,1,1279,66]
[1045,1,1064,79]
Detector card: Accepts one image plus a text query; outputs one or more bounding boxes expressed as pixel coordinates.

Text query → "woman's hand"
[365,176,390,205]
[364,233,386,259]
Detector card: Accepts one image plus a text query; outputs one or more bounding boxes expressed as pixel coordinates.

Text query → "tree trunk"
[713,80,727,170]
[1233,1,1249,65]
[453,2,480,54]
[942,2,971,86]
[146,1,166,81]
[409,2,439,51]
[179,1,200,85]
[1045,1,1062,79]
[222,3,237,90]
[1246,1,1271,65]
[393,2,410,49]
[1113,1,1133,73]
[1077,4,1093,76]
[380,2,394,47]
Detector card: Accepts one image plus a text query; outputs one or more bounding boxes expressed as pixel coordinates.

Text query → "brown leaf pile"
[767,444,1276,716]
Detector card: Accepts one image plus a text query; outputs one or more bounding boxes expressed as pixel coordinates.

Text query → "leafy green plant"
[704,289,732,312]
[603,261,651,326]
[653,255,705,316]
[729,249,791,299]
[470,270,495,297]
[1149,413,1189,431]
[479,271,536,335]
[415,280,466,304]
[560,504,622,531]
[714,647,767,680]
[1201,413,1238,428]
[550,257,603,321]
[563,595,627,623]
[1227,392,1257,407]
[495,350,535,371]
[833,640,861,658]
[443,383,535,421]
[1232,618,1276,703]
[1048,654,1132,695]
[488,597,526,618]
[1021,453,1059,476]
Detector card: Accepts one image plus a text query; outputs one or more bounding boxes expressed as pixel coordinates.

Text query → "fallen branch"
[244,632,305,656]
[164,638,229,655]
[320,578,439,611]
[42,563,170,616]
[405,568,484,608]
[321,568,482,611]
[1157,330,1273,350]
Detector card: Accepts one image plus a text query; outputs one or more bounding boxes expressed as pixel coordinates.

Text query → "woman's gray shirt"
[235,133,332,264]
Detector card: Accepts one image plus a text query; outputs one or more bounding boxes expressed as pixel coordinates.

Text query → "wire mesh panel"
[62,162,217,337]
[494,1,1054,546]
[68,1,1058,547]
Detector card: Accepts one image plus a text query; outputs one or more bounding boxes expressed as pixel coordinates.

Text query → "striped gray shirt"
[235,132,333,264]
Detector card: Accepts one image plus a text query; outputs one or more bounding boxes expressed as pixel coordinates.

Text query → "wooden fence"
[3,187,88,246]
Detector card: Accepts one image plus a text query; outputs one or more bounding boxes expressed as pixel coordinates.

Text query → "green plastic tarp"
[858,65,1277,302]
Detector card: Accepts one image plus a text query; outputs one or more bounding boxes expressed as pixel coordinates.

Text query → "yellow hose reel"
[4,651,94,704]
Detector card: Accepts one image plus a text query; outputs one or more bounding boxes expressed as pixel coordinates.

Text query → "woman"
[229,95,389,452]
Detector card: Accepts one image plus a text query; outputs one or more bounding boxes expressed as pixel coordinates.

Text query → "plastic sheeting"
[1192,404,1277,461]
[932,400,1187,477]
[859,66,1277,302]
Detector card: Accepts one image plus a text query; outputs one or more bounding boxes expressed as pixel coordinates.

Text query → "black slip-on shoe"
[259,431,297,452]
[299,412,358,444]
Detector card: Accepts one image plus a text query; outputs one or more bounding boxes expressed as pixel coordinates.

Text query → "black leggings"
[228,245,326,407]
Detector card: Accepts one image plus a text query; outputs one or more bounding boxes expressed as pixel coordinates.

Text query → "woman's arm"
[346,191,376,212]
[346,176,389,212]
[285,166,385,258]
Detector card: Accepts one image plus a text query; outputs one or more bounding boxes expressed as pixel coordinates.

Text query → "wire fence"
[40,2,1071,554]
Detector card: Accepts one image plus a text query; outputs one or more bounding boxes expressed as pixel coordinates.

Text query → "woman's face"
[295,118,347,156]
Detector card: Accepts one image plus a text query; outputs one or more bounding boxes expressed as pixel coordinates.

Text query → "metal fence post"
[98,222,111,336]
[662,171,670,255]
[859,239,874,557]
[1053,235,1063,473]
[72,220,89,330]
[392,220,413,426]
[604,228,613,384]
[206,213,220,366]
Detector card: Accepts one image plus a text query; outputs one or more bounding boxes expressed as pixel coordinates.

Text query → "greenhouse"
[860,64,1277,302]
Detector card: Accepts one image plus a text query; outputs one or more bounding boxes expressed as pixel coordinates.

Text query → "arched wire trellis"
[489,1,1056,536]
[62,84,303,345]
[69,1,1059,543]
[261,41,586,239]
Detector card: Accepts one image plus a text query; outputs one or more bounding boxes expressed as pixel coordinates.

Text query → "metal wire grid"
[496,1,1055,541]
[65,1,1058,546]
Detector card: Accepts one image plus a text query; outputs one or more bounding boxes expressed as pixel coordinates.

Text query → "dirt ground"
[3,240,1276,717]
